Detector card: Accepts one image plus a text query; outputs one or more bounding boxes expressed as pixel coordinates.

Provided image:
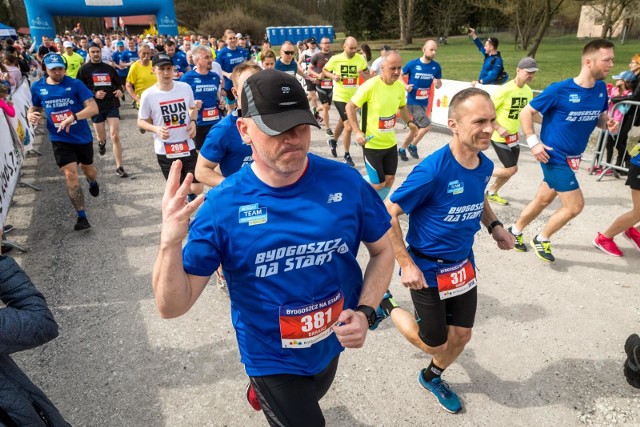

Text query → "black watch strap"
[487,220,503,234]
[355,305,376,327]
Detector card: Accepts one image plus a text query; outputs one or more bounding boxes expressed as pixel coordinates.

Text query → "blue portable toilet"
[310,26,319,39]
[277,27,285,45]
[325,26,334,42]
[285,27,294,43]
[266,27,276,44]
[303,26,310,40]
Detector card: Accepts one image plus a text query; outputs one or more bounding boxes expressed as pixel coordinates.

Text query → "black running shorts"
[490,140,520,169]
[334,101,348,121]
[626,164,640,190]
[250,356,339,427]
[156,150,199,184]
[316,84,333,105]
[363,146,398,185]
[51,141,94,168]
[411,286,477,348]
[194,124,213,151]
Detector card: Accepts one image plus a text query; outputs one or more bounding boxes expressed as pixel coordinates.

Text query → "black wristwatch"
[487,220,503,235]
[355,305,377,327]
[72,112,78,122]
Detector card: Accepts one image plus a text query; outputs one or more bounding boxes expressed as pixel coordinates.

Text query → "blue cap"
[43,53,66,70]
[613,70,636,82]
[116,40,125,47]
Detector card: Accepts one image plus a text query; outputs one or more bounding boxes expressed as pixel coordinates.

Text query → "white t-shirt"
[139,81,196,155]
[371,56,383,75]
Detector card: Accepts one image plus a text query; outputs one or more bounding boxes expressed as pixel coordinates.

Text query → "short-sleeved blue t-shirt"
[31,76,95,144]
[530,78,608,165]
[199,110,251,177]
[402,58,442,107]
[215,47,248,90]
[111,50,128,77]
[275,59,299,77]
[171,52,190,79]
[183,154,391,376]
[180,70,221,127]
[390,144,493,285]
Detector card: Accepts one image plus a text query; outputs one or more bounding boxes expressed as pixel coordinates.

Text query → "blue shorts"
[540,162,580,192]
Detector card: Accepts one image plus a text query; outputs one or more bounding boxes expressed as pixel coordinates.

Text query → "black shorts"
[226,90,236,103]
[51,141,94,168]
[490,140,520,169]
[305,78,316,92]
[411,286,477,348]
[363,146,398,184]
[250,356,339,427]
[334,101,348,121]
[91,107,120,124]
[316,85,333,105]
[156,150,199,184]
[194,124,213,151]
[626,164,640,190]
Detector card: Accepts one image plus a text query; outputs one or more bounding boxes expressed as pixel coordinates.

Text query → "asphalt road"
[6,101,640,426]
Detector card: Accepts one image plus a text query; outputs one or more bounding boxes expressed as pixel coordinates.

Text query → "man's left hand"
[492,226,515,250]
[332,309,368,348]
[188,121,197,139]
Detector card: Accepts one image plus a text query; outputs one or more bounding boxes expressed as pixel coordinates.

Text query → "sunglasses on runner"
[283,50,294,55]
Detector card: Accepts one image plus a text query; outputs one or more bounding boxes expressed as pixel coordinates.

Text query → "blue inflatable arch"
[25,0,178,45]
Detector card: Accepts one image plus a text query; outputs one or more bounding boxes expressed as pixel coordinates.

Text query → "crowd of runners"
[1,27,640,426]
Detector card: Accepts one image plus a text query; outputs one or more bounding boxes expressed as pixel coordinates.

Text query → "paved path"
[6,101,639,426]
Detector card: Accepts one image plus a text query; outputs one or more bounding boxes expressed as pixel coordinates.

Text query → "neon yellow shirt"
[126,60,157,104]
[350,76,406,150]
[323,52,368,103]
[490,79,533,143]
[63,52,85,78]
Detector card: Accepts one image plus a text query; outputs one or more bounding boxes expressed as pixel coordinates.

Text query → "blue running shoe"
[369,291,395,330]
[418,370,462,413]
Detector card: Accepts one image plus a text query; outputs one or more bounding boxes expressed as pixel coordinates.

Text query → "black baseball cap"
[152,53,172,67]
[240,69,320,136]
[306,37,317,44]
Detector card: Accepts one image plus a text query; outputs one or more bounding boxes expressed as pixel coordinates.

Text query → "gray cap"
[517,57,539,72]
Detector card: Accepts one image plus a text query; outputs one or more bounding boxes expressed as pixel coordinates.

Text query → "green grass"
[329,33,640,91]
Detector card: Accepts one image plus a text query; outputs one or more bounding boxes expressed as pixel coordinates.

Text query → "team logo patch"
[239,203,268,225]
[447,180,464,195]
[569,94,580,103]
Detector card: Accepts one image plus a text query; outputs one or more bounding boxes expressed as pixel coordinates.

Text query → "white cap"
[146,42,155,49]
[236,33,243,39]
[63,41,74,49]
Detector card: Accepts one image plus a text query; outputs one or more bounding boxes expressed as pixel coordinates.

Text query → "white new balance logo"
[327,193,343,203]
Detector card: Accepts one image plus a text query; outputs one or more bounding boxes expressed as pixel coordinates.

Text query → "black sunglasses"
[283,51,294,55]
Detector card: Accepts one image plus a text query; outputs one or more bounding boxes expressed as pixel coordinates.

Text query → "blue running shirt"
[31,76,95,144]
[530,78,608,165]
[402,58,442,107]
[199,110,251,177]
[216,47,248,91]
[183,154,391,376]
[390,144,493,277]
[180,70,221,127]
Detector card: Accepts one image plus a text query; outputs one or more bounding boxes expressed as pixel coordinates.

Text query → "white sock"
[510,226,522,235]
[537,234,550,242]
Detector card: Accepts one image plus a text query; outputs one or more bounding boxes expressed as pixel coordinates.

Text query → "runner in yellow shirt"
[485,57,538,206]
[322,36,370,166]
[346,51,416,199]
[125,44,157,109]
[62,41,85,78]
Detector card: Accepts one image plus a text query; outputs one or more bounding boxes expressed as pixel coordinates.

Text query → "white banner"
[9,80,36,152]
[430,79,500,127]
[0,111,24,228]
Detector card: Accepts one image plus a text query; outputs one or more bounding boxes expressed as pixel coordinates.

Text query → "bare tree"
[470,0,565,57]
[587,0,637,38]
[398,0,415,44]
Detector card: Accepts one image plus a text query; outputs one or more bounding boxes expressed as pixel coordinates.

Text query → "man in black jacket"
[0,251,70,426]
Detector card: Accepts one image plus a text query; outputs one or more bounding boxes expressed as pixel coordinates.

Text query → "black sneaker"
[398,148,409,162]
[98,142,106,156]
[327,138,337,158]
[116,167,129,178]
[326,128,334,137]
[508,226,527,252]
[531,235,555,263]
[74,217,91,231]
[344,152,355,167]
[624,334,640,389]
[87,180,100,197]
[139,128,146,134]
[2,224,14,234]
